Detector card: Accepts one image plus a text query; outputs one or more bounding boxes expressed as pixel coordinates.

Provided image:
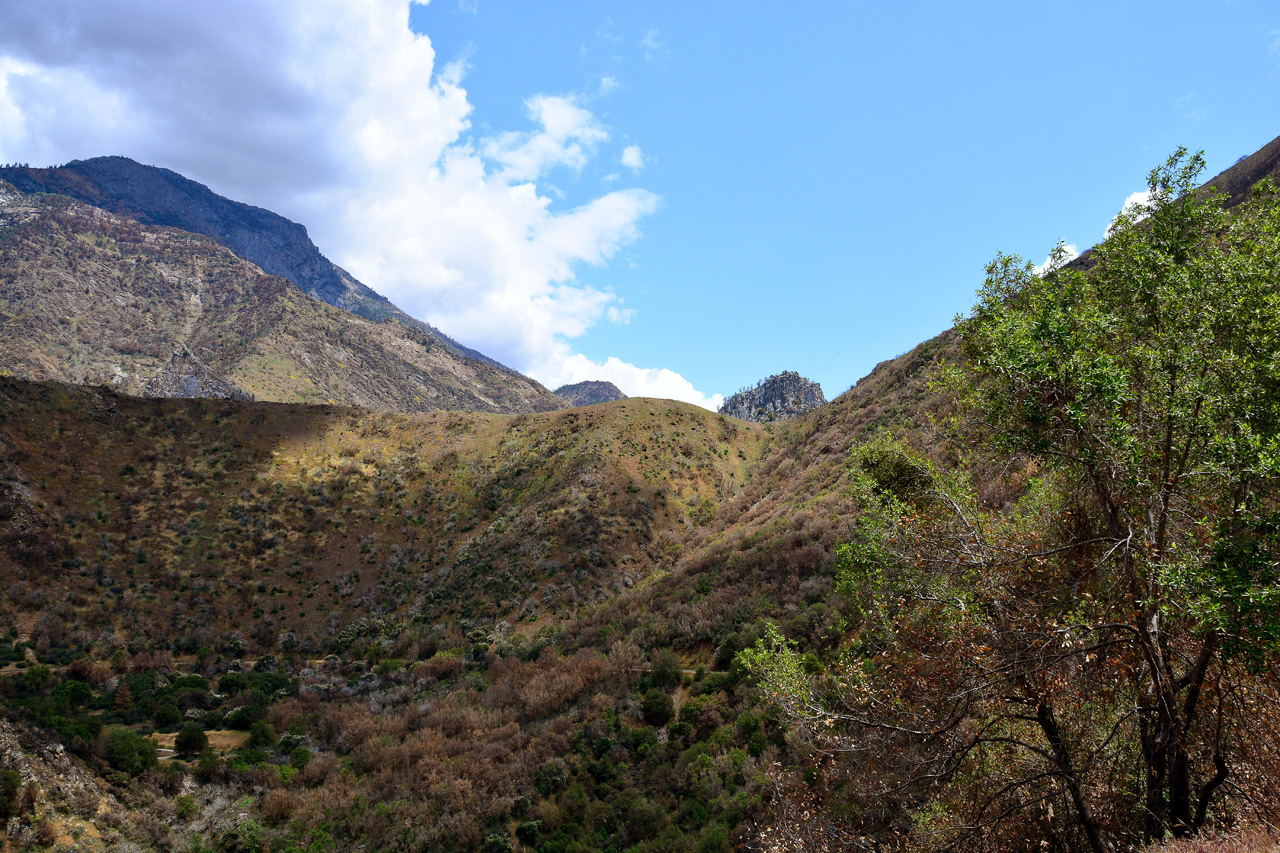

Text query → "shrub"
[262,789,296,825]
[516,821,543,845]
[0,769,21,820]
[154,704,182,729]
[104,728,158,777]
[175,723,209,757]
[485,831,513,853]
[247,720,276,749]
[650,649,683,690]
[224,705,260,730]
[175,794,197,821]
[641,689,675,727]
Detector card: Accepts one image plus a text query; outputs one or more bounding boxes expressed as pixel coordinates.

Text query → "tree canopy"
[745,150,1280,851]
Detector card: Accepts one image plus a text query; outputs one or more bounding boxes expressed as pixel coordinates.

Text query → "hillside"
[0,156,502,367]
[0,182,565,414]
[0,378,762,648]
[554,380,627,407]
[0,332,933,851]
[1,137,1279,852]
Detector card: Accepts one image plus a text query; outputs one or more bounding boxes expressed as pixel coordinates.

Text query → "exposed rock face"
[0,156,502,368]
[141,345,254,401]
[718,371,825,422]
[0,717,121,846]
[554,380,627,407]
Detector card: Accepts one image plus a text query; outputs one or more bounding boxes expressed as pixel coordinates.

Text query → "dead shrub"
[262,789,297,825]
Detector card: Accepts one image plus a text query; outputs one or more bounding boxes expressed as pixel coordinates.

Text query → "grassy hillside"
[0,379,761,651]
[4,139,1280,852]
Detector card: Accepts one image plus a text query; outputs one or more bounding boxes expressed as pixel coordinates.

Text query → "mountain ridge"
[0,180,566,414]
[0,156,505,370]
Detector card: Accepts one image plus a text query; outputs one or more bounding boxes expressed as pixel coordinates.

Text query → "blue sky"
[2,1,1279,406]
[413,0,1280,398]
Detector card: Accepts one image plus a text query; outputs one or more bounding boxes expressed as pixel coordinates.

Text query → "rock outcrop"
[141,345,254,401]
[718,371,825,422]
[554,380,627,407]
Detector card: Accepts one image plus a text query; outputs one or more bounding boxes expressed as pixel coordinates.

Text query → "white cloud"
[482,94,608,181]
[0,0,720,406]
[598,75,620,96]
[550,353,724,411]
[1107,189,1152,235]
[1033,242,1080,275]
[640,29,667,62]
[620,144,645,171]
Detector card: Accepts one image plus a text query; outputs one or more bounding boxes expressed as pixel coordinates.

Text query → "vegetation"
[2,146,1279,851]
[746,151,1280,850]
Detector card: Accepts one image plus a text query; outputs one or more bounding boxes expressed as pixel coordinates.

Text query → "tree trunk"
[1036,699,1116,853]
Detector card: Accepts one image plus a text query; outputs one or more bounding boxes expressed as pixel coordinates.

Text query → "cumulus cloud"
[0,0,720,405]
[1107,189,1153,235]
[620,144,645,171]
[1033,242,1080,275]
[550,353,724,411]
[482,94,608,181]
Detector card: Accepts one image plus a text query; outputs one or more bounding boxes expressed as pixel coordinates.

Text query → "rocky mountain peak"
[718,371,826,422]
[554,380,627,407]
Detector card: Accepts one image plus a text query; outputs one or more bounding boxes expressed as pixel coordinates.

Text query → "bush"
[0,769,21,820]
[154,704,182,729]
[247,720,276,749]
[289,746,312,770]
[650,649,683,690]
[516,821,543,845]
[104,728,158,777]
[641,689,675,727]
[262,789,296,825]
[224,705,260,730]
[170,675,209,692]
[485,831,513,853]
[175,794,197,821]
[175,723,209,757]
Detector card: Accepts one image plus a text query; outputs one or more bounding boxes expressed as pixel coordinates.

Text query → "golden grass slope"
[0,377,762,649]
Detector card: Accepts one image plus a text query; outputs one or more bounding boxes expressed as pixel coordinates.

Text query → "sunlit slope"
[0,379,762,649]
[0,183,564,414]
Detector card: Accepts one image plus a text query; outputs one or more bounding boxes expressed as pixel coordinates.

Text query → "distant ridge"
[555,380,627,407]
[0,156,502,369]
[718,371,825,422]
[0,179,567,414]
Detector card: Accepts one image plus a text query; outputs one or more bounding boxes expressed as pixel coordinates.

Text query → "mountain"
[0,156,501,367]
[3,136,1280,852]
[0,180,565,413]
[717,370,826,422]
[554,380,627,407]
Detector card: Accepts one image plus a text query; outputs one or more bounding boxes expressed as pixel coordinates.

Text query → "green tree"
[175,723,209,757]
[153,703,182,729]
[641,688,675,727]
[650,648,683,691]
[746,151,1280,851]
[104,728,158,777]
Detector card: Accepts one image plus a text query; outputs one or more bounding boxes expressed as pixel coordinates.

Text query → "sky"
[1,1,1278,409]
